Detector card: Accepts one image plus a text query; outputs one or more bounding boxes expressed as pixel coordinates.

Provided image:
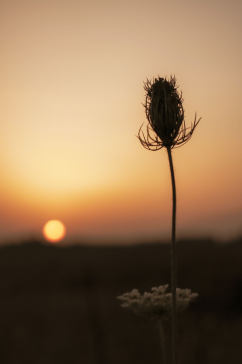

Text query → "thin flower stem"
[167,146,177,364]
[158,320,167,364]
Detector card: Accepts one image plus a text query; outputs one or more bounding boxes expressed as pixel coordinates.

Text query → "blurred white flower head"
[117,285,198,320]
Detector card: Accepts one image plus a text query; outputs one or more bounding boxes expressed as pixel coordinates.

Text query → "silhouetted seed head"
[138,76,201,150]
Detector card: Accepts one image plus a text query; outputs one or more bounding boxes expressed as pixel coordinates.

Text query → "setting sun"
[42,220,66,243]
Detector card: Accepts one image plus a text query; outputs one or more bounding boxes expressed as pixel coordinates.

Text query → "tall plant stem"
[158,320,167,364]
[167,146,177,364]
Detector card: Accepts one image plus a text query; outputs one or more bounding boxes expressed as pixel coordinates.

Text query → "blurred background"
[0,0,241,362]
[0,0,242,242]
[0,238,241,364]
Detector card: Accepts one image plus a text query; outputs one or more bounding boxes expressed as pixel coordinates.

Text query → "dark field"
[0,238,241,364]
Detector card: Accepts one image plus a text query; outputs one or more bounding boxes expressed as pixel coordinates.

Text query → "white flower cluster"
[117,285,198,320]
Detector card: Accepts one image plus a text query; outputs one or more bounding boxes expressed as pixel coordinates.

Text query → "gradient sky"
[0,0,241,243]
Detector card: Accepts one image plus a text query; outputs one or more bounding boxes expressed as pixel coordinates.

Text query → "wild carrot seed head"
[138,76,200,150]
[117,285,198,321]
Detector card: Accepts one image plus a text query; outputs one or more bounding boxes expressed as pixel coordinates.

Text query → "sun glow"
[42,220,66,243]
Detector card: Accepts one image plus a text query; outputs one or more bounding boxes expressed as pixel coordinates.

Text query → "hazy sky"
[0,0,241,243]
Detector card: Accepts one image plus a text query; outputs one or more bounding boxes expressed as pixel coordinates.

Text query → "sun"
[42,219,66,243]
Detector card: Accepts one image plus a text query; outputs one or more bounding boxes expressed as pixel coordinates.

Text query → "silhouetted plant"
[138,76,200,150]
[137,75,201,364]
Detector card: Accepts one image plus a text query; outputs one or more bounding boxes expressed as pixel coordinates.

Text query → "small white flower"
[117,285,198,320]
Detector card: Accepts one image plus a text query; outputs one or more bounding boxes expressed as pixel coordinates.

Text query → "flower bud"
[146,77,184,147]
[138,75,200,150]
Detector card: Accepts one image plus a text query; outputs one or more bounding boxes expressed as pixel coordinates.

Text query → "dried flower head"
[138,76,201,150]
[117,285,198,321]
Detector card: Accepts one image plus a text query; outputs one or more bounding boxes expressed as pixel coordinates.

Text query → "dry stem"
[167,146,177,364]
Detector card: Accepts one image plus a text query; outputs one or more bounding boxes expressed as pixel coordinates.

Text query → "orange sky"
[0,0,241,243]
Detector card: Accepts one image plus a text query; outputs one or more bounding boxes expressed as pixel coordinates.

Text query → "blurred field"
[0,238,241,364]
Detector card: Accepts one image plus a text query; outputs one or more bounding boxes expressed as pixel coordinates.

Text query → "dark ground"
[0,237,241,364]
